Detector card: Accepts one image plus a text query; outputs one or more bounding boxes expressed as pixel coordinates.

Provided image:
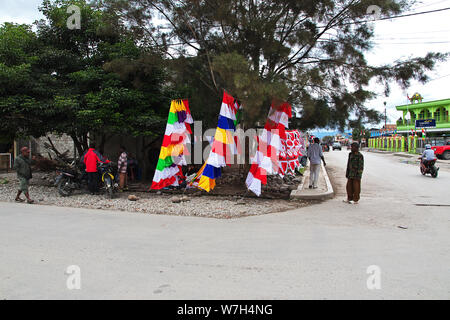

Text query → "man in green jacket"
[13,147,35,204]
[344,142,364,204]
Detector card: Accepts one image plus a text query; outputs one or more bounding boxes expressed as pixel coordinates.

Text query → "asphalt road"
[1,150,449,299]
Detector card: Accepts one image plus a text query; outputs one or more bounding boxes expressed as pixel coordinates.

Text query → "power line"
[341,6,450,26]
[429,73,450,81]
[412,0,450,10]
[373,40,450,44]
[372,37,450,41]
[374,36,450,40]
[375,29,450,35]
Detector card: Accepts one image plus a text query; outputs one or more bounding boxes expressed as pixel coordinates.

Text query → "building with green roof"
[396,97,450,135]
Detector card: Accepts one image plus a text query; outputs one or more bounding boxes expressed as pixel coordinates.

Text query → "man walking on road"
[307,137,326,189]
[13,147,35,204]
[344,142,364,204]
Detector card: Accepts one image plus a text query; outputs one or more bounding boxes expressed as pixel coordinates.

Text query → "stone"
[171,196,181,203]
[181,196,190,202]
[128,195,139,201]
[235,199,246,205]
[156,191,162,195]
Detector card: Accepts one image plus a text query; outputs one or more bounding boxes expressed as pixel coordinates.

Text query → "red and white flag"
[246,101,292,196]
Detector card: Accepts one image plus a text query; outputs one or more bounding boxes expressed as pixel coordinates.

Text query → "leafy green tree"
[104,0,447,129]
[322,135,335,144]
[1,0,170,157]
[0,23,57,140]
[352,126,370,142]
[37,0,171,154]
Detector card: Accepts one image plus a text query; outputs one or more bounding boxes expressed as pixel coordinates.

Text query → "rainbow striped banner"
[192,91,242,192]
[151,99,193,190]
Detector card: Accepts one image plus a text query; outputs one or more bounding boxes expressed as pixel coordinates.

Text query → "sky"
[1,0,449,129]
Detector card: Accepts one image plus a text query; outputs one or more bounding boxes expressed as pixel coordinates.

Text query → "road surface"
[0,150,449,299]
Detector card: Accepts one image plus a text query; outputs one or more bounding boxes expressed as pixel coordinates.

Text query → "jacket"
[14,155,33,179]
[83,148,107,172]
[346,151,364,179]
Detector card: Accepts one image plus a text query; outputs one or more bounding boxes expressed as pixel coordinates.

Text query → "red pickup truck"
[431,141,450,160]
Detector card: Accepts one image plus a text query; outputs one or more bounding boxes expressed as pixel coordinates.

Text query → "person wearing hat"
[13,147,36,204]
[421,144,436,168]
[344,142,364,204]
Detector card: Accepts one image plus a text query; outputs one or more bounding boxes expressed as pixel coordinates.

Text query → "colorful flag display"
[192,91,242,192]
[246,101,292,196]
[279,130,304,176]
[151,99,193,190]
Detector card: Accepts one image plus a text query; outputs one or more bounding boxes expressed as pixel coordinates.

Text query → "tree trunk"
[70,134,84,158]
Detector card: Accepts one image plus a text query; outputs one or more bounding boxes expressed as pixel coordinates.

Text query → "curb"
[393,153,415,158]
[290,162,334,201]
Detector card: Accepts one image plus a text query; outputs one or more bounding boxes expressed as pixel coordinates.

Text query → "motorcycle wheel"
[57,176,73,197]
[432,168,438,178]
[420,166,426,175]
[104,176,114,199]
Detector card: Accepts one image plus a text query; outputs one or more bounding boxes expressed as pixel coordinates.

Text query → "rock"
[288,185,297,191]
[128,195,139,201]
[171,196,181,203]
[235,199,246,205]
[181,196,190,202]
[156,191,162,195]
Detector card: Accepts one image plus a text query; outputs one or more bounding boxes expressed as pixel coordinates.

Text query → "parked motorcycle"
[419,158,439,178]
[55,161,87,197]
[98,162,119,199]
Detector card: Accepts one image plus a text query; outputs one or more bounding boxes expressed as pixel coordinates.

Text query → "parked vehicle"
[55,161,87,197]
[431,141,450,160]
[98,162,118,199]
[419,158,439,178]
[332,142,342,150]
[55,160,118,198]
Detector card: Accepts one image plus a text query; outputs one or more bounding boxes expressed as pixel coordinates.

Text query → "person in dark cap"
[344,142,364,204]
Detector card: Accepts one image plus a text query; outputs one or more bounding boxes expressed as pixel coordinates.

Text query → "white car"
[332,142,342,150]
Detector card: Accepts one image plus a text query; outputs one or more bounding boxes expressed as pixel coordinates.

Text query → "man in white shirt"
[307,137,327,189]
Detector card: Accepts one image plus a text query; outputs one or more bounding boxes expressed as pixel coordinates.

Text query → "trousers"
[346,178,361,202]
[309,164,321,187]
[87,172,99,194]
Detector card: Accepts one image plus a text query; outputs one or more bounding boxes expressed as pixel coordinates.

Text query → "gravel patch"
[0,172,309,219]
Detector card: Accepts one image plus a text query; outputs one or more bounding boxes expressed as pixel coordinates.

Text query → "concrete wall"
[97,135,162,181]
[35,134,77,159]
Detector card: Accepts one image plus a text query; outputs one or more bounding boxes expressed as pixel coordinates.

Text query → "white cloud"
[365,1,450,125]
[0,0,44,25]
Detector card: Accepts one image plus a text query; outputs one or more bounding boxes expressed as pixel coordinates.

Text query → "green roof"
[396,98,450,111]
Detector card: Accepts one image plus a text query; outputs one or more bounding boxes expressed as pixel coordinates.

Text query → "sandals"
[15,198,34,204]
